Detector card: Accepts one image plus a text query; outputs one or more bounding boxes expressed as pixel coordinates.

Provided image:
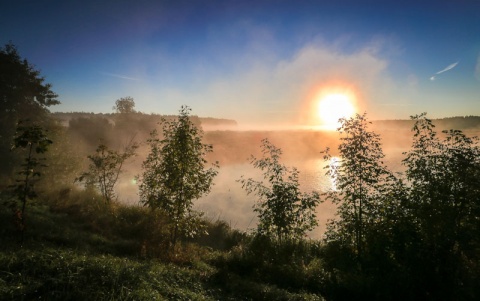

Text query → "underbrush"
[0,247,216,300]
[212,235,327,300]
[0,187,330,300]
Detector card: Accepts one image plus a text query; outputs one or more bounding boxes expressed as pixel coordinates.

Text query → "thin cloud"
[430,61,459,81]
[99,71,140,81]
[148,42,394,124]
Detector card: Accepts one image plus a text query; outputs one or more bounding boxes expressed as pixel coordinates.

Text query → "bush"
[189,220,247,251]
[214,234,325,295]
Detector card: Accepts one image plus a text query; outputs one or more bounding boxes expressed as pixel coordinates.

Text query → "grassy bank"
[0,189,326,300]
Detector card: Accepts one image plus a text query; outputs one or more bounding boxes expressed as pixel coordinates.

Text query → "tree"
[76,139,138,204]
[323,113,394,261]
[113,96,135,114]
[138,106,218,248]
[321,112,480,299]
[10,121,52,244]
[0,43,59,176]
[402,113,480,299]
[239,139,321,242]
[113,97,141,139]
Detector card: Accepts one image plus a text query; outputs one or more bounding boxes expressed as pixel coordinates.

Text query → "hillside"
[3,112,480,300]
[0,190,325,300]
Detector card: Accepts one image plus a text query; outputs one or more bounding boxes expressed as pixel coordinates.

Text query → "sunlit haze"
[318,93,356,128]
[1,0,479,127]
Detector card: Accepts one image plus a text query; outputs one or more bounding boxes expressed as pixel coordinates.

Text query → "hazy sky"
[2,0,480,126]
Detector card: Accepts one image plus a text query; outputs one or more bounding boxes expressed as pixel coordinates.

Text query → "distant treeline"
[373,116,480,130]
[52,112,237,129]
[51,112,480,165]
[54,112,480,131]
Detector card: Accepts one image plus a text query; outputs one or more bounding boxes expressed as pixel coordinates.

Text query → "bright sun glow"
[318,93,355,127]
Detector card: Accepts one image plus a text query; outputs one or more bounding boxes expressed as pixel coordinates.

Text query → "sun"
[317,93,355,128]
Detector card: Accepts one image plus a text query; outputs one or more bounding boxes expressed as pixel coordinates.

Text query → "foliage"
[240,139,321,242]
[400,113,480,299]
[319,112,480,300]
[213,235,326,299]
[323,113,395,261]
[113,96,136,114]
[34,187,180,259]
[39,122,82,189]
[138,106,218,248]
[0,247,216,300]
[0,43,59,176]
[76,139,138,203]
[2,189,324,301]
[10,121,52,244]
[189,219,247,252]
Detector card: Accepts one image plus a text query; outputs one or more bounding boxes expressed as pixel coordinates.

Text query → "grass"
[0,188,326,300]
[0,248,216,300]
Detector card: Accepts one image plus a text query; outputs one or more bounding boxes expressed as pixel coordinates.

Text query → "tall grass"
[1,187,328,300]
[212,235,327,298]
[0,248,216,300]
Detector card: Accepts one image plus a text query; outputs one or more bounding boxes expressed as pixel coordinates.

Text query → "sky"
[1,0,480,127]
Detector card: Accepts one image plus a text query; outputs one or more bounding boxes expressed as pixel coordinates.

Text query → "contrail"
[430,61,459,81]
[99,71,140,81]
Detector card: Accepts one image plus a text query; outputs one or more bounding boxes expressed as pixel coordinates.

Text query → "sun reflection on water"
[328,156,340,191]
[295,157,340,193]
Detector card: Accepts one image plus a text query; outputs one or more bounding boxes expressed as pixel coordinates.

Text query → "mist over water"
[116,158,338,238]
[196,158,338,238]
[115,130,407,240]
[97,113,480,240]
[70,115,444,239]
[97,116,480,239]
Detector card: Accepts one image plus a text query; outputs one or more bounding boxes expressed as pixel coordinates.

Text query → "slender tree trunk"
[20,143,34,245]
